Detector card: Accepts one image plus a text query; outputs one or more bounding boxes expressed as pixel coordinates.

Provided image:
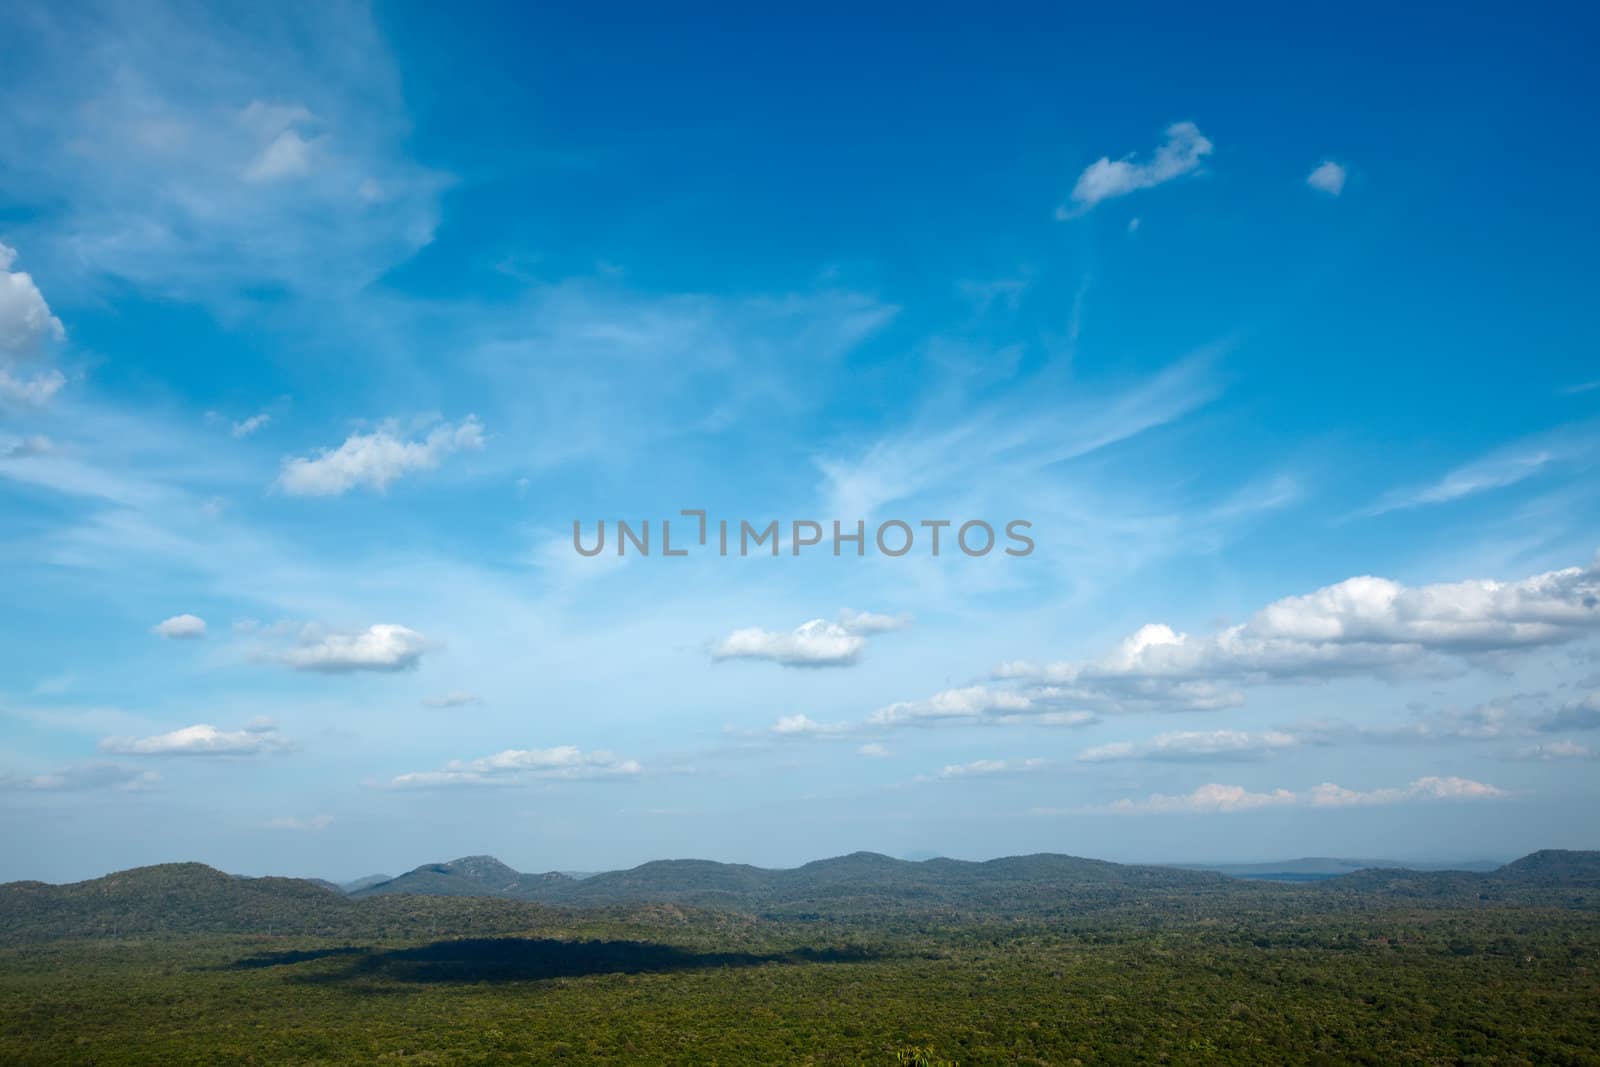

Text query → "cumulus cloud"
[0,762,159,792]
[1002,556,1600,702]
[0,241,65,358]
[266,814,334,831]
[389,745,641,788]
[712,619,866,668]
[100,719,292,757]
[276,416,484,496]
[152,613,207,639]
[1062,775,1508,815]
[0,241,67,409]
[278,623,430,673]
[1077,729,1301,763]
[1063,122,1213,214]
[1307,160,1347,196]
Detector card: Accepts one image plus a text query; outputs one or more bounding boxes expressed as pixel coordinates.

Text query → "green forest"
[2,852,1597,1064]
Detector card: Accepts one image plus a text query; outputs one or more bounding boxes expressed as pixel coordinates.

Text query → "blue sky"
[1,1,1597,882]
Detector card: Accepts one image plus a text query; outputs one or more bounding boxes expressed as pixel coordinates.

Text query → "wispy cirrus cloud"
[0,762,159,792]
[1359,421,1599,517]
[1077,729,1301,763]
[1048,775,1509,816]
[1060,122,1213,216]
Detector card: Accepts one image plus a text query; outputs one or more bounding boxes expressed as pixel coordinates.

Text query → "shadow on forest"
[225,937,884,984]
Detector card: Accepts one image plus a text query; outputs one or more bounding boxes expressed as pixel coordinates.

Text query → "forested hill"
[3,849,1596,942]
[353,851,1229,908]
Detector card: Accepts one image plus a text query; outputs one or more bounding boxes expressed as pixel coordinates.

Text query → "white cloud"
[240,103,321,183]
[229,412,272,438]
[100,720,292,757]
[1307,160,1347,196]
[1063,122,1213,213]
[266,814,334,831]
[0,240,65,359]
[152,613,207,639]
[836,608,913,635]
[276,416,484,496]
[930,757,1051,780]
[857,742,891,758]
[1361,422,1599,517]
[423,691,480,709]
[1077,729,1301,763]
[1308,776,1508,807]
[0,240,67,410]
[0,762,159,792]
[0,6,448,303]
[278,623,430,673]
[1001,555,1600,703]
[1085,782,1299,816]
[1065,775,1510,816]
[711,619,866,668]
[389,745,641,788]
[770,714,853,737]
[869,684,1036,726]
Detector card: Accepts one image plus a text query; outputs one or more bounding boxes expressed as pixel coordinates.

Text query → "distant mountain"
[4,849,1595,942]
[348,849,1231,912]
[339,874,393,894]
[1174,857,1504,882]
[355,856,576,899]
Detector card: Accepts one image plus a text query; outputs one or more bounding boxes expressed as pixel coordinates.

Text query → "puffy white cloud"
[0,762,159,792]
[100,720,292,757]
[712,609,912,668]
[266,814,334,831]
[1064,122,1213,213]
[930,757,1051,780]
[869,684,1037,726]
[0,241,64,359]
[1077,729,1301,763]
[0,241,66,410]
[389,745,641,788]
[279,623,430,673]
[712,619,866,668]
[152,613,207,639]
[1307,160,1347,196]
[1061,774,1509,815]
[276,416,484,496]
[1003,557,1600,704]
